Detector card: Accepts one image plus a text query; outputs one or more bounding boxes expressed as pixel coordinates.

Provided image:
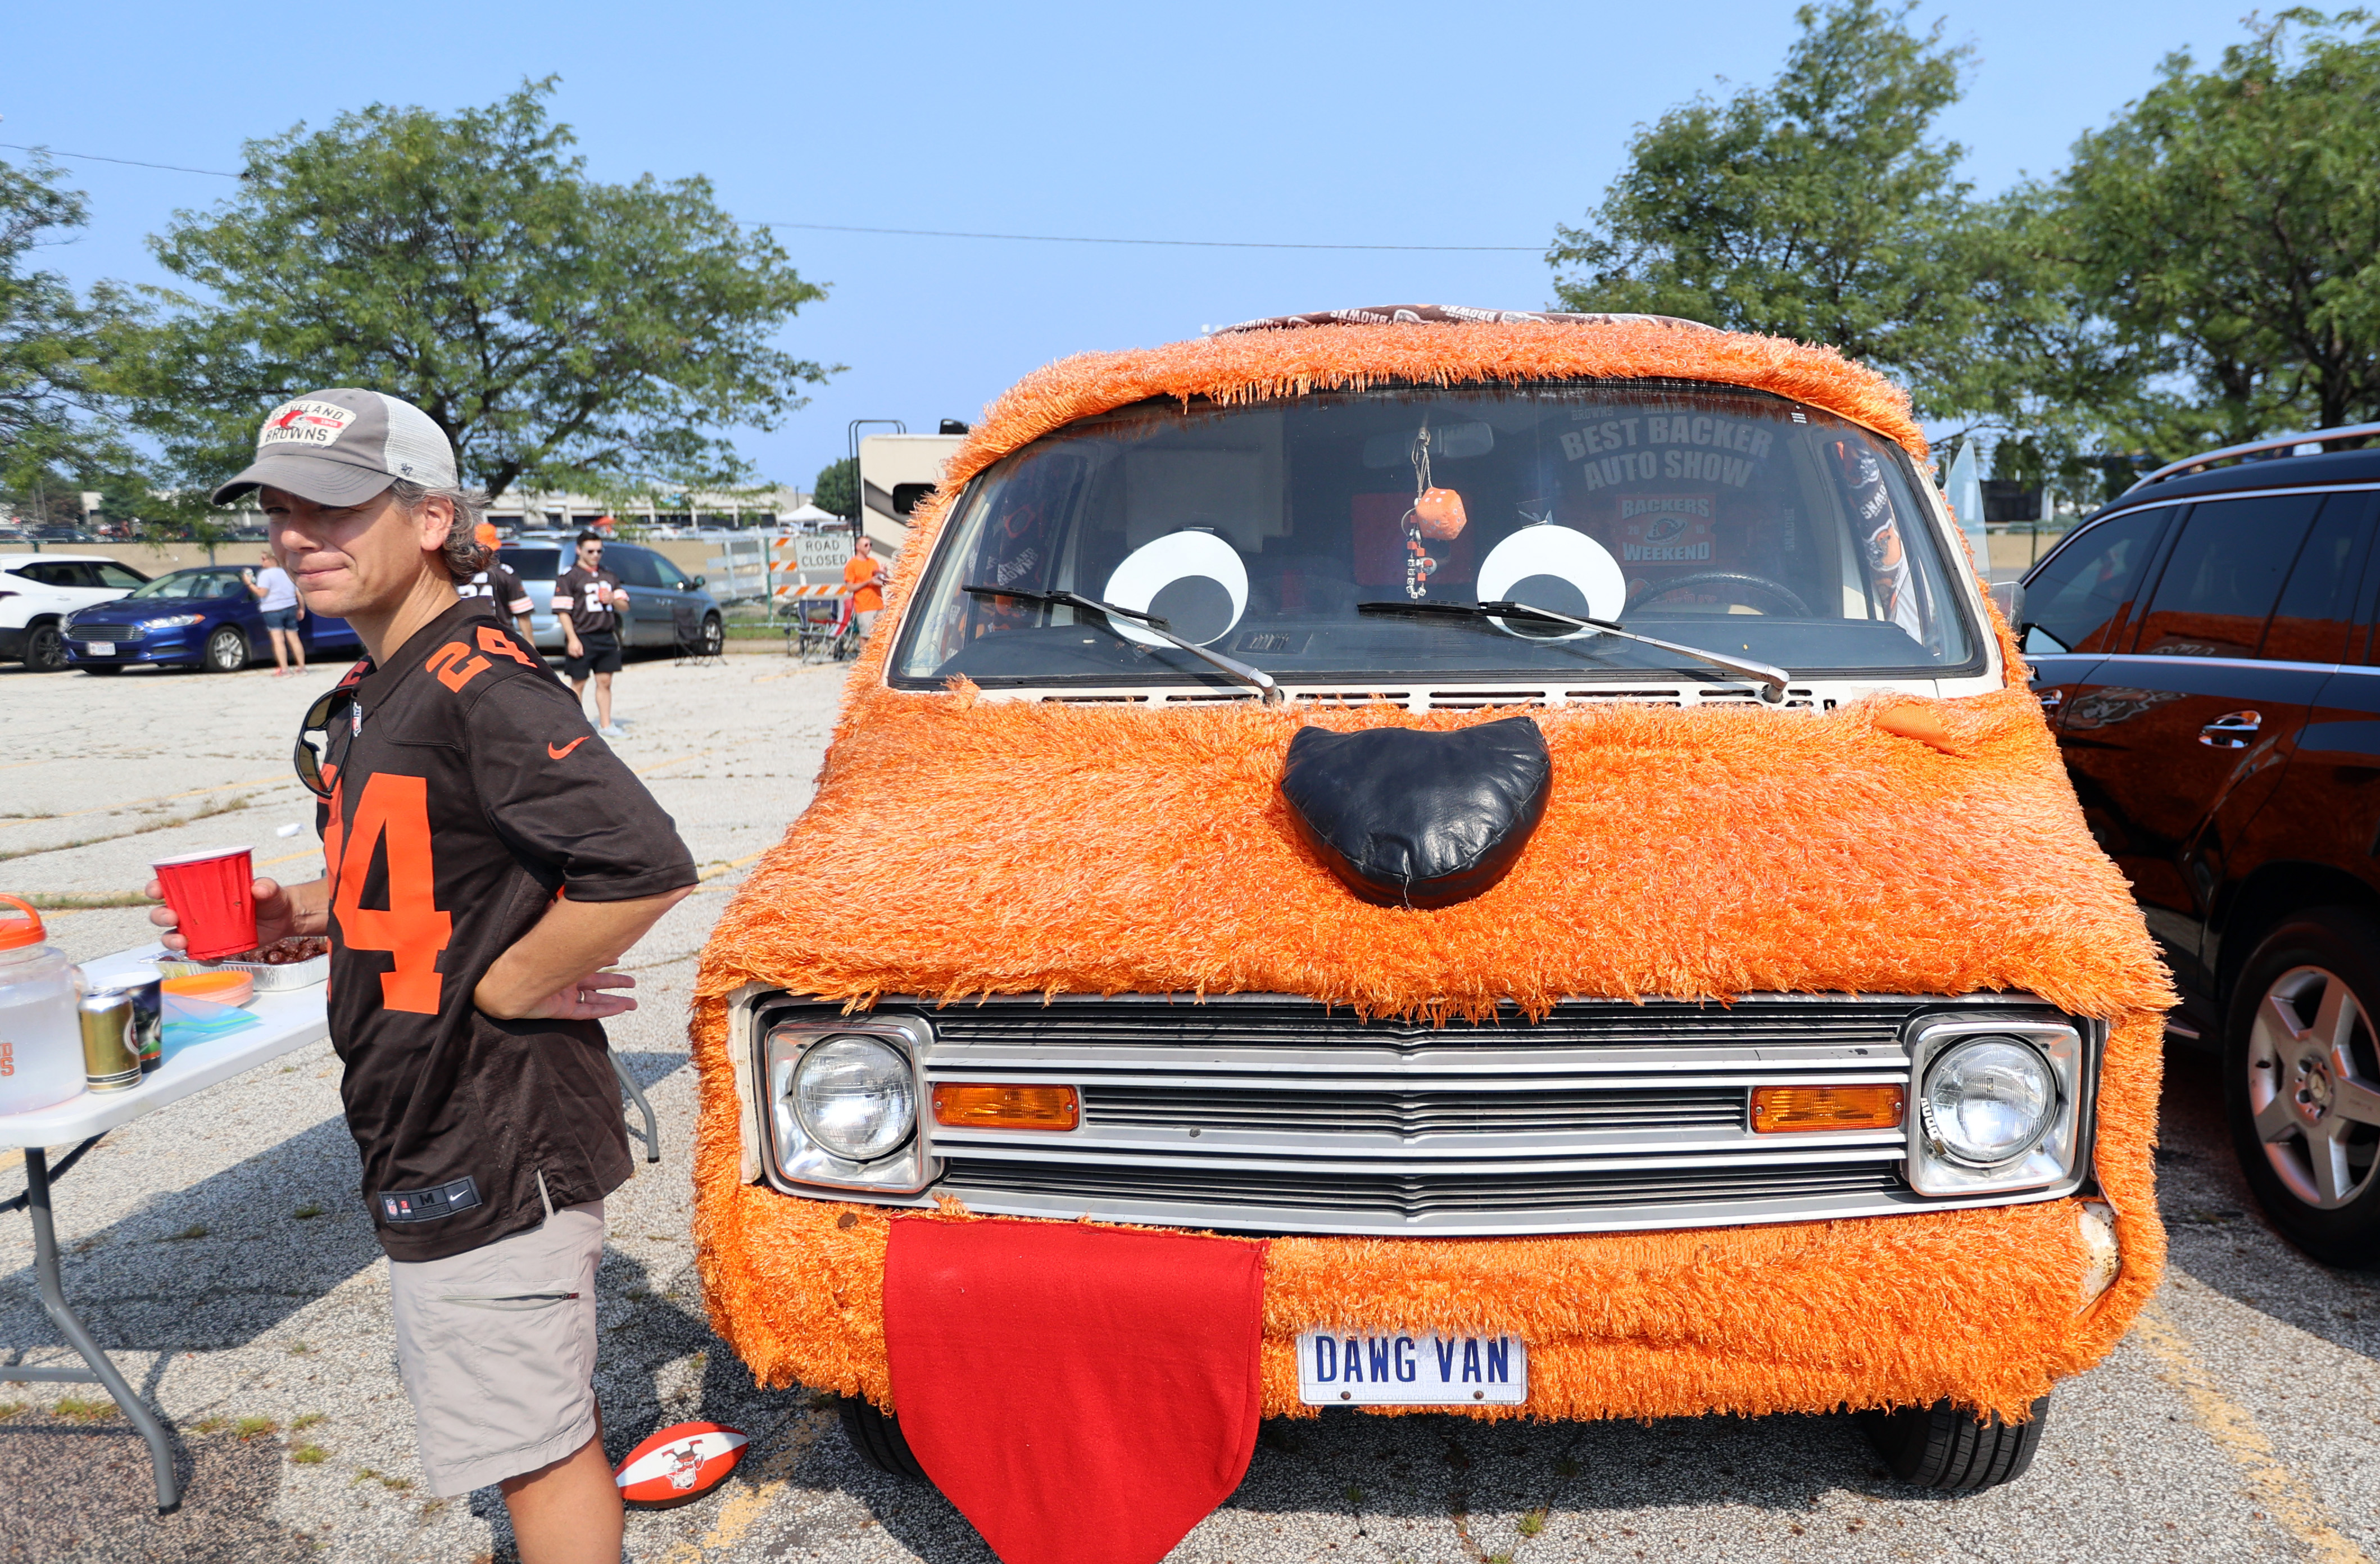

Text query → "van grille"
[755,992,2088,1235]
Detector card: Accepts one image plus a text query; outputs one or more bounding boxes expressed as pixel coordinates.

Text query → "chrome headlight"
[794,1036,915,1160]
[1905,1016,2089,1197]
[761,1018,935,1195]
[1922,1037,2055,1166]
[144,614,205,629]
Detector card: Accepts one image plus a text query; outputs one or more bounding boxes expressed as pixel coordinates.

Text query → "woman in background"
[246,548,306,677]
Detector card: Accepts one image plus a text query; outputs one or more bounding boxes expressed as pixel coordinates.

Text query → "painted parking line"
[2130,1302,2365,1563]
[0,775,293,829]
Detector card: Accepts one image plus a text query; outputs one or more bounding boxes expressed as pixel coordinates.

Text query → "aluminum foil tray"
[155,952,329,991]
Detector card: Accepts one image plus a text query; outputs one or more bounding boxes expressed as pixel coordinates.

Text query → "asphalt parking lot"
[6,651,2380,1562]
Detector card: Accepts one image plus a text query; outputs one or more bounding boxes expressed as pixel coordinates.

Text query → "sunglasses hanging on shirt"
[293,679,364,799]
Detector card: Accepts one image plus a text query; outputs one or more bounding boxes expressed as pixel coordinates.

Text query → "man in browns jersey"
[142,388,691,1564]
[555,531,628,738]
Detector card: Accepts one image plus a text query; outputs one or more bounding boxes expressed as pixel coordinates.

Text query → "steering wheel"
[1625,571,1810,618]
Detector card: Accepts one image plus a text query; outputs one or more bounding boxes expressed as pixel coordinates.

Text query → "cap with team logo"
[211,388,459,507]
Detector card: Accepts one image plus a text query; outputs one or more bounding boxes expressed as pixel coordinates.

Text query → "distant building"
[208,484,813,534]
[481,484,813,534]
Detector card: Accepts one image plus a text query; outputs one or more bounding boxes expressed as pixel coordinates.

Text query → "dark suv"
[2018,426,2380,1263]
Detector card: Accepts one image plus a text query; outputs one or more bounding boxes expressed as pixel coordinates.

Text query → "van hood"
[698,679,2165,1022]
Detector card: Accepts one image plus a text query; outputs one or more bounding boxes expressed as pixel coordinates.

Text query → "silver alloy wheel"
[2245,963,2380,1208]
[700,614,723,656]
[205,627,247,673]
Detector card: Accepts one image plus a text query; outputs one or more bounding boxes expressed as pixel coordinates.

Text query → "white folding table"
[0,942,665,1512]
[0,944,330,1512]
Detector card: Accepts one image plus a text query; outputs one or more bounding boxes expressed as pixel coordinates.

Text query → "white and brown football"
[613,1421,749,1508]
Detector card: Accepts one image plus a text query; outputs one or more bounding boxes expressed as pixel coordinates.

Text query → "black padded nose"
[1281,716,1552,909]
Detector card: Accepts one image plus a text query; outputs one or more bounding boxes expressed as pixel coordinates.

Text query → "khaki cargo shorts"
[387,1198,605,1497]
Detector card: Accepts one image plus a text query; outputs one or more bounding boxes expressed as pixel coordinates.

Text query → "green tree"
[0,154,142,497]
[114,79,836,500]
[2051,9,2380,449]
[812,456,857,520]
[1548,0,2014,424]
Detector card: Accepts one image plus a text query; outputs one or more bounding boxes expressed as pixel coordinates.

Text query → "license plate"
[81,641,114,656]
[1296,1330,1526,1406]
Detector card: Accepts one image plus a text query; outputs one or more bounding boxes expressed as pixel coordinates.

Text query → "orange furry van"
[693,307,2170,1508]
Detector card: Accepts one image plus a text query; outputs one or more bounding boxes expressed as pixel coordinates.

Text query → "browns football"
[613,1421,749,1508]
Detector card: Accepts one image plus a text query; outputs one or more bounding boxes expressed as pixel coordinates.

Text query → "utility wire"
[2,142,243,178]
[4,144,1540,251]
[756,219,1539,252]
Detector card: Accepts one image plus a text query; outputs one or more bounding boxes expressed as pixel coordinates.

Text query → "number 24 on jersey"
[326,773,451,1014]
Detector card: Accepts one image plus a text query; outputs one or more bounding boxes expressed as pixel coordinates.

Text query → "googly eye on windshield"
[1475,525,1625,638]
[1100,531,1248,648]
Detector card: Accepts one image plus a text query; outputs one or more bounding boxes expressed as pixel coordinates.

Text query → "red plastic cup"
[151,845,258,962]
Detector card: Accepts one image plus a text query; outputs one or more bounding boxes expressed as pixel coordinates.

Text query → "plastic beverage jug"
[0,894,84,1116]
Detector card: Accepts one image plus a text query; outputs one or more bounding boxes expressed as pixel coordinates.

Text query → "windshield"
[128,570,247,601]
[892,383,1976,691]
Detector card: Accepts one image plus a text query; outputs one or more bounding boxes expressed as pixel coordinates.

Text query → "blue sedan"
[61,566,360,673]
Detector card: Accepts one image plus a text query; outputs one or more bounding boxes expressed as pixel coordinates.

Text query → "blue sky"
[8,1,2269,491]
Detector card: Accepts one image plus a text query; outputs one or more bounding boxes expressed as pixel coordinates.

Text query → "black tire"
[202,625,248,673]
[21,622,68,672]
[1859,1395,2048,1490]
[2224,908,2380,1266]
[699,613,723,657]
[837,1395,927,1481]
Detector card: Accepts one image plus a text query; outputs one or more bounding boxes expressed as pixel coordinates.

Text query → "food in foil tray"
[233,936,330,965]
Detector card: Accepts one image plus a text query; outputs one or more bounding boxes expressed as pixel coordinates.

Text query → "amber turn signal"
[1749,1084,1905,1133]
[931,1083,1080,1131]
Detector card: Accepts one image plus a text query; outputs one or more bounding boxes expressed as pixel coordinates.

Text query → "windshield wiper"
[962,584,1283,705]
[1359,599,1792,704]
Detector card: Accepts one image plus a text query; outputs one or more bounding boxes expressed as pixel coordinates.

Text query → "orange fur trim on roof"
[690,316,2168,1424]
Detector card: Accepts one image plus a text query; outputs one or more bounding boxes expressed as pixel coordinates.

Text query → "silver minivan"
[497,542,725,658]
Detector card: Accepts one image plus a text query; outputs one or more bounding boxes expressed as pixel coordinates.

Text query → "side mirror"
[1987,579,2024,629]
[691,573,706,590]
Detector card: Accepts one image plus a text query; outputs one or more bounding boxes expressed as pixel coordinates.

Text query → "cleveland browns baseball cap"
[211,388,459,507]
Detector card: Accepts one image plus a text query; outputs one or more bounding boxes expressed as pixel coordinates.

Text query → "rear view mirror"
[1362,420,1494,469]
[691,573,706,590]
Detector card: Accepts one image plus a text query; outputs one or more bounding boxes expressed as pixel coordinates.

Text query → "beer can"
[78,991,143,1092]
[114,971,164,1073]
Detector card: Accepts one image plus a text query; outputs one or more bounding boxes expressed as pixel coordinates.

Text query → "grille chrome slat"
[921,998,1922,1053]
[941,1156,1903,1217]
[1081,1084,1746,1135]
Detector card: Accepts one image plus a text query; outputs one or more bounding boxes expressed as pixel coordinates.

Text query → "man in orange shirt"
[843,534,890,637]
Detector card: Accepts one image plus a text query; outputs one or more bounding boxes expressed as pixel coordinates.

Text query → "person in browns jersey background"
[555,531,629,738]
[457,519,534,639]
[141,388,693,1564]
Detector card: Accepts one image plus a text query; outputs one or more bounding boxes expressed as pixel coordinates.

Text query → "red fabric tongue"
[883,1218,1267,1564]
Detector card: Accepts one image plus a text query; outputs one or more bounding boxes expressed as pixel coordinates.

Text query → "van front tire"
[1858,1395,2048,1489]
[837,1395,927,1481]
